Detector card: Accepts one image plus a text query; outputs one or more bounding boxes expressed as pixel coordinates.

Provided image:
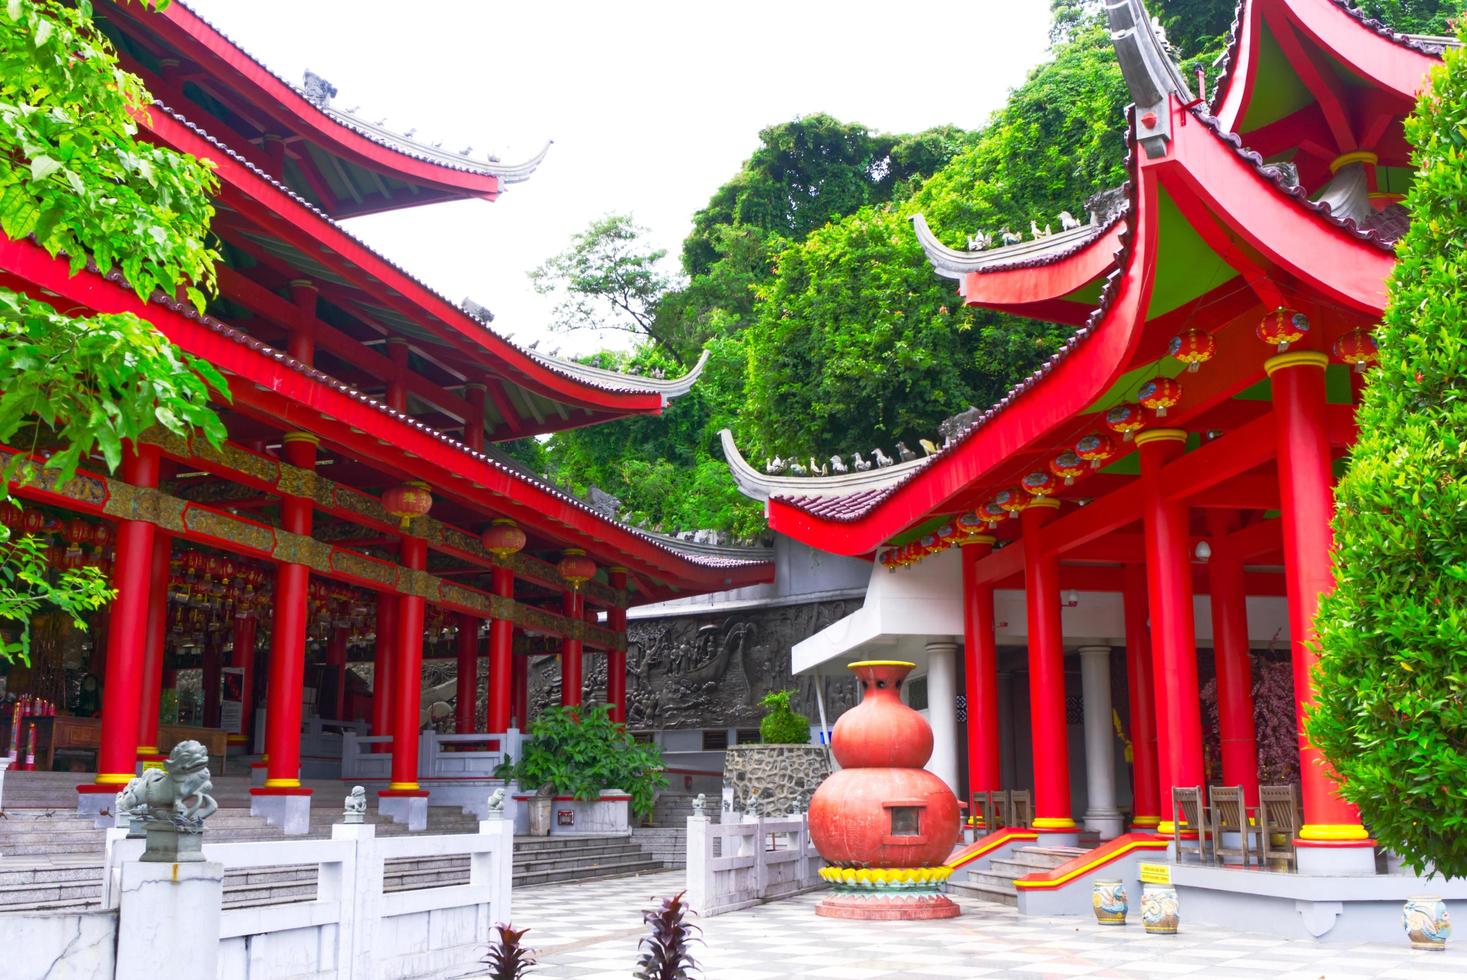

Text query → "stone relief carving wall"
[527,598,862,730]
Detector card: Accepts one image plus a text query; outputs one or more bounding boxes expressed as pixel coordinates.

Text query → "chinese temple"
[0,0,772,828]
[724,0,1460,931]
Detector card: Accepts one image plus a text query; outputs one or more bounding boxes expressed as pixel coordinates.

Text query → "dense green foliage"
[496,704,669,821]
[758,689,811,745]
[0,0,228,660]
[1309,24,1467,878]
[1354,0,1460,36]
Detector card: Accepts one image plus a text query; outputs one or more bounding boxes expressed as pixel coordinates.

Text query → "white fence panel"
[686,813,822,917]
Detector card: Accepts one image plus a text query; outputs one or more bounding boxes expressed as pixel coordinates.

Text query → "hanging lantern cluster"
[383,480,433,528]
[481,518,526,559]
[1138,377,1182,418]
[557,548,597,590]
[1104,404,1146,442]
[994,486,1029,518]
[1258,307,1310,353]
[0,508,114,575]
[1169,328,1216,373]
[1333,328,1378,373]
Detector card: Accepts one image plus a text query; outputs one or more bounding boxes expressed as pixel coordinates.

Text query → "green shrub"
[1308,23,1467,878]
[495,705,667,823]
[758,690,811,745]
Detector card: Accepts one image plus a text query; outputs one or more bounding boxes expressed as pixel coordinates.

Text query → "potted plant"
[722,689,830,816]
[496,704,666,834]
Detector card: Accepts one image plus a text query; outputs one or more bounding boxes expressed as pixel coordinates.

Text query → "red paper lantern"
[1022,470,1057,497]
[1169,328,1215,373]
[980,501,1007,529]
[557,548,596,590]
[90,522,113,551]
[919,533,942,556]
[1104,404,1146,442]
[880,550,898,572]
[383,480,433,528]
[994,487,1027,518]
[1049,451,1085,486]
[1075,432,1115,469]
[481,518,527,559]
[956,512,986,537]
[1138,377,1182,418]
[182,550,204,578]
[1258,307,1310,352]
[0,502,20,530]
[20,509,45,536]
[1333,329,1378,373]
[936,523,958,544]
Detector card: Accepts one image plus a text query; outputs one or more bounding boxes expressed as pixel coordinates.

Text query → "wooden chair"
[1259,784,1301,871]
[1172,787,1211,863]
[1209,785,1259,867]
[1007,790,1032,829]
[977,790,1008,832]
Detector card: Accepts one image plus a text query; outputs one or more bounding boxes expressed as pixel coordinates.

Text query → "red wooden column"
[325,625,349,720]
[1266,351,1369,858]
[137,531,172,761]
[959,535,1000,807]
[388,535,428,792]
[1207,513,1260,808]
[229,610,258,749]
[1137,429,1205,835]
[606,567,629,724]
[487,566,515,732]
[258,431,318,793]
[371,593,397,752]
[202,628,223,728]
[1019,498,1075,837]
[454,614,479,733]
[560,588,584,709]
[462,383,486,453]
[85,444,162,796]
[1122,564,1161,831]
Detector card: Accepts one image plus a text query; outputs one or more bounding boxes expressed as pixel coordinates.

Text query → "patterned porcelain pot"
[1092,879,1127,926]
[1403,895,1450,951]
[1140,883,1179,935]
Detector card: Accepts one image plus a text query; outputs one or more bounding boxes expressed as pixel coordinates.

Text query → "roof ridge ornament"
[1106,0,1192,159]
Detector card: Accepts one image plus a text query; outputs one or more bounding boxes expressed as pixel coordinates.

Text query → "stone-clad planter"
[723,744,831,816]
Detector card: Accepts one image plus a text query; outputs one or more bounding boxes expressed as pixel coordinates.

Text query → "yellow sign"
[1138,862,1172,885]
[141,760,164,771]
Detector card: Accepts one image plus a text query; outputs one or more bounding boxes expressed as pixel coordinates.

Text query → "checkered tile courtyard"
[495,871,1467,979]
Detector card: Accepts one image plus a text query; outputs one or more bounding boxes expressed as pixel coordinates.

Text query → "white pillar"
[924,639,960,796]
[1079,645,1125,839]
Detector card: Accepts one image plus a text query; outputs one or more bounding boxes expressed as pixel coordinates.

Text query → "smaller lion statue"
[344,785,367,823]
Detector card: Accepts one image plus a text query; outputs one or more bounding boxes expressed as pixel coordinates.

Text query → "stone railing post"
[335,817,381,980]
[115,857,224,980]
[685,812,713,915]
[477,793,516,932]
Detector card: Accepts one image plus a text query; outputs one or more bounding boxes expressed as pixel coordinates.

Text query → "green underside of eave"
[1239,26,1316,132]
[1062,279,1104,306]
[1235,364,1357,405]
[1081,190,1237,415]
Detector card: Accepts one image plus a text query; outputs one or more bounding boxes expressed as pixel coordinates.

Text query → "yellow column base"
[1032,817,1078,830]
[95,772,135,786]
[1156,820,1177,836]
[264,777,301,788]
[387,781,421,792]
[1299,823,1370,842]
[1132,816,1161,829]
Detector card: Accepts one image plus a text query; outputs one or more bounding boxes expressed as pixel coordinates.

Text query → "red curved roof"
[766,93,1400,555]
[98,1,545,218]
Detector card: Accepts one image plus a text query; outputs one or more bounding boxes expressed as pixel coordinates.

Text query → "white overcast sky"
[185,0,1053,355]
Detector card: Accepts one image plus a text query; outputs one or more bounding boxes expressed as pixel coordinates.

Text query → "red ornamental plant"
[482,923,536,979]
[634,891,701,980]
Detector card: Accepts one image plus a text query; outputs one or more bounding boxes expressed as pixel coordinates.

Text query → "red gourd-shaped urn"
[809,660,960,919]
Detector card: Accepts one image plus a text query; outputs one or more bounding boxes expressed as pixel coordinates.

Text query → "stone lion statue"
[116,740,218,830]
[344,785,367,823]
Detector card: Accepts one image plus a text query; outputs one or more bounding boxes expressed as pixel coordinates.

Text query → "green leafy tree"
[0,0,229,660]
[758,690,811,745]
[1308,23,1467,877]
[1353,0,1460,36]
[529,213,683,359]
[495,704,669,822]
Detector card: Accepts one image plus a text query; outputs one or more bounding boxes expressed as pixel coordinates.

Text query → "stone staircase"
[947,845,1087,907]
[514,835,663,887]
[631,826,687,869]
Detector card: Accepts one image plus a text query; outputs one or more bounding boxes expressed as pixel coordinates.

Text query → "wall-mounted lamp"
[1062,589,1080,608]
[1194,540,1213,561]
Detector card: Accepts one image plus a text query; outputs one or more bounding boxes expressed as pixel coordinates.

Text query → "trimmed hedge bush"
[1308,24,1467,878]
[758,690,812,745]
